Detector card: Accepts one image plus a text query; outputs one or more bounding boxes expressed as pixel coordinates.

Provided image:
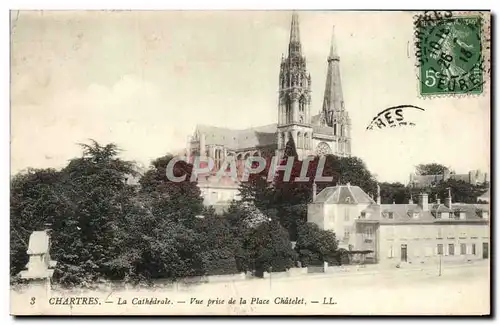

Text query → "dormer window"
[453,211,465,220]
[360,212,366,219]
[436,212,442,219]
[413,212,419,219]
[482,211,489,219]
[383,212,394,219]
[345,197,351,203]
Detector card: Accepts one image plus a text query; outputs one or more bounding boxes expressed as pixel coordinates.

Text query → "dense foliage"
[415,163,450,176]
[10,141,487,284]
[294,223,338,266]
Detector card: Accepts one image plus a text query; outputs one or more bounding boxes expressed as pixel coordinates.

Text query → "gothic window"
[297,132,302,148]
[325,111,331,126]
[333,123,337,136]
[299,96,305,113]
[285,96,292,124]
[214,148,223,170]
[303,133,308,149]
[316,142,332,156]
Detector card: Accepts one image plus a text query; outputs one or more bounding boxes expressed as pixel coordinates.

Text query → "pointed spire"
[290,11,300,44]
[322,24,345,124]
[288,11,302,56]
[328,26,339,61]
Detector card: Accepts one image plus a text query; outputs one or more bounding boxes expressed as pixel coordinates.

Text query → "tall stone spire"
[329,26,339,60]
[277,11,313,160]
[288,11,302,57]
[322,26,344,122]
[321,25,351,157]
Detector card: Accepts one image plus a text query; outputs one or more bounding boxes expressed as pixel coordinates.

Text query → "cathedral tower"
[321,26,351,156]
[277,12,313,159]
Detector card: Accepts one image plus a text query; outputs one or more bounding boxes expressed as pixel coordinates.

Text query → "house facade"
[308,185,490,265]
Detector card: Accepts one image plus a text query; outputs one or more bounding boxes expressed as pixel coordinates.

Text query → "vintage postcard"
[10,10,491,316]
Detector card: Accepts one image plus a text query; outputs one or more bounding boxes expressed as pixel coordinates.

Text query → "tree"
[243,220,296,275]
[139,155,204,228]
[10,168,65,276]
[52,140,139,284]
[9,141,141,284]
[379,182,408,204]
[238,154,377,243]
[433,179,486,204]
[111,208,204,281]
[237,157,274,211]
[415,163,449,176]
[294,222,338,266]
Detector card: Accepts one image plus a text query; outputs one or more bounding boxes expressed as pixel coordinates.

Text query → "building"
[409,169,489,188]
[308,184,490,266]
[185,13,352,208]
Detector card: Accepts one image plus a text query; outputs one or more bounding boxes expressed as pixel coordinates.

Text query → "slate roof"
[359,203,489,224]
[314,185,376,204]
[196,124,277,150]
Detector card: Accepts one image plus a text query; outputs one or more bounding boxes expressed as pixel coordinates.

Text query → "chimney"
[409,193,414,204]
[312,181,317,202]
[444,187,452,208]
[418,193,429,211]
[435,193,441,205]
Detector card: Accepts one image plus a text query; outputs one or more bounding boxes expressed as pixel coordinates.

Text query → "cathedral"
[185,13,352,209]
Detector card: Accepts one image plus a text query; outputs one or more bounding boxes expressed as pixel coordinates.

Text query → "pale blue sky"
[10,10,490,182]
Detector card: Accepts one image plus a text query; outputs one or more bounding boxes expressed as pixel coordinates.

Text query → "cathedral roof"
[196,123,277,150]
[313,124,335,136]
[311,114,321,125]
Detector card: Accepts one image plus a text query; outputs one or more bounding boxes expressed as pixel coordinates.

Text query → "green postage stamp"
[415,12,486,96]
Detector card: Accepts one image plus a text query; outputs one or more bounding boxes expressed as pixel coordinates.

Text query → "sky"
[10,10,490,183]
